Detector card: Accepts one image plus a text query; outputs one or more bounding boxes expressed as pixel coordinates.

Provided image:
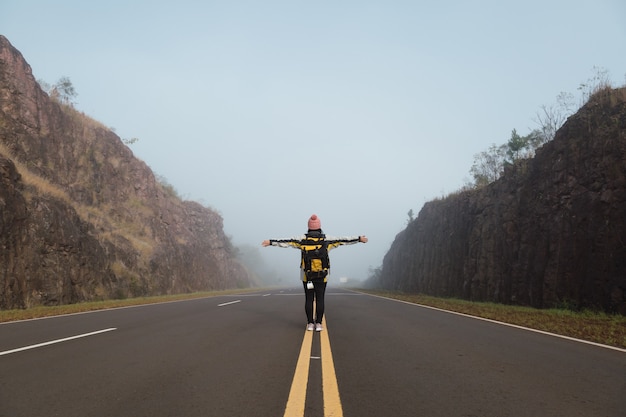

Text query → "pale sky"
[1,1,625,283]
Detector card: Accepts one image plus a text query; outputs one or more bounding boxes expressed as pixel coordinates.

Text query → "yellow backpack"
[301,234,330,281]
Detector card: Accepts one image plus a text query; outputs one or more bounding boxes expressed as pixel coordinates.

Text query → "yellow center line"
[283,326,313,417]
[283,317,343,417]
[320,317,343,417]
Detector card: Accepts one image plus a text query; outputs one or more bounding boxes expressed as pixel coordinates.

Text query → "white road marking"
[0,328,117,356]
[217,300,242,307]
[365,292,626,353]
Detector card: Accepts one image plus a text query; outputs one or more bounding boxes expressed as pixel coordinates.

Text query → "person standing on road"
[262,214,368,331]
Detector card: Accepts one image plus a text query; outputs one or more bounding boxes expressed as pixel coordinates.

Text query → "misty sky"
[1,1,625,283]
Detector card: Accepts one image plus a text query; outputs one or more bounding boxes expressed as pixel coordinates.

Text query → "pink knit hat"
[308,214,321,230]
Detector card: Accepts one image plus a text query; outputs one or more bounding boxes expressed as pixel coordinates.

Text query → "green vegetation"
[359,290,626,350]
[38,76,77,106]
[467,66,620,189]
[405,68,623,220]
[0,289,261,324]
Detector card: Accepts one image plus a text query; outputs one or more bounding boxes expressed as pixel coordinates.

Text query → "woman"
[262,214,368,331]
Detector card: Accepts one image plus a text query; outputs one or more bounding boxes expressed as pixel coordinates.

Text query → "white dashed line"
[217,300,242,307]
[0,328,117,356]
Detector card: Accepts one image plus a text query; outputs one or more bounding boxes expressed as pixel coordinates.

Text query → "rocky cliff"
[375,86,626,314]
[0,35,251,309]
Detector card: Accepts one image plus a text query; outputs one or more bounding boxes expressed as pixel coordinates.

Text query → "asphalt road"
[1,287,624,417]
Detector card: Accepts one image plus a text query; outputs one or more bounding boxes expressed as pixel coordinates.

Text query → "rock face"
[376,87,626,314]
[0,35,251,309]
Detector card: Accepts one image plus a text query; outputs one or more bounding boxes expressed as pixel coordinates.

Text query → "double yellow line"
[283,317,343,417]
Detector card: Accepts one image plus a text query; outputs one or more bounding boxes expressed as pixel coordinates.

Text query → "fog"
[2,1,625,285]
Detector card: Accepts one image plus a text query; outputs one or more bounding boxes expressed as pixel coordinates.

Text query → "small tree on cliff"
[52,76,77,105]
[42,76,77,106]
[505,129,544,162]
[407,209,414,224]
[534,91,575,143]
[506,129,526,162]
[471,129,546,187]
[469,143,507,187]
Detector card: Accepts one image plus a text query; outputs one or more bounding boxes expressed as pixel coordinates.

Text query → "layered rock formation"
[0,35,251,309]
[376,87,626,314]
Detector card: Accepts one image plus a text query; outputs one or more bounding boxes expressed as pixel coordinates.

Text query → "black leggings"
[303,281,327,324]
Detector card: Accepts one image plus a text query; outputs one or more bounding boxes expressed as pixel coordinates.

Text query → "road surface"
[1,287,624,416]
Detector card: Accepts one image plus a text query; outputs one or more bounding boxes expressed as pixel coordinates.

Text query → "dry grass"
[358,290,626,350]
[0,144,157,258]
[0,142,71,204]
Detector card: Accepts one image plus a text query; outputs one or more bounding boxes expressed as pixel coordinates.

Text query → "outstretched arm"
[261,236,305,249]
[262,235,367,247]
[326,235,368,250]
